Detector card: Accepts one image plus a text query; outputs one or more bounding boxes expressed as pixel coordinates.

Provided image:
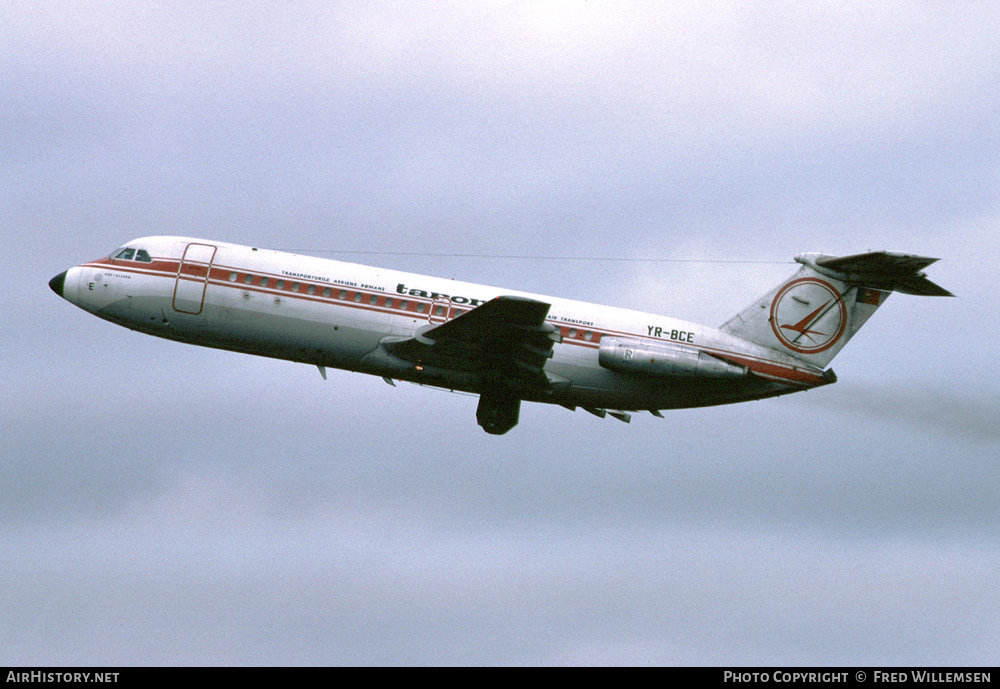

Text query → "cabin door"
[173,242,217,315]
[428,295,452,324]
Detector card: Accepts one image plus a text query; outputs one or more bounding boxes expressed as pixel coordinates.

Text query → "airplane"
[49,237,951,434]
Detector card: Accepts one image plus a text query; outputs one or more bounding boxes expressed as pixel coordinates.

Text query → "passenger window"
[276,280,285,289]
[292,282,300,292]
[245,274,253,284]
[307,285,315,295]
[339,290,348,300]
[136,249,152,263]
[370,295,378,305]
[400,300,409,310]
[260,277,269,287]
[353,293,362,303]
[323,287,332,297]
[385,298,393,308]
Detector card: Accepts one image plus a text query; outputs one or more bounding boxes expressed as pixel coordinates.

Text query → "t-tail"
[721,251,952,370]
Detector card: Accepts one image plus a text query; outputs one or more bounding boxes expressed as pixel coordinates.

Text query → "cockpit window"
[111,247,153,262]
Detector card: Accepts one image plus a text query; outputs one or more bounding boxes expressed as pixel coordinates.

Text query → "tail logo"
[770,278,847,354]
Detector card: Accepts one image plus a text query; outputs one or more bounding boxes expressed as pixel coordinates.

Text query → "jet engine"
[598,337,750,379]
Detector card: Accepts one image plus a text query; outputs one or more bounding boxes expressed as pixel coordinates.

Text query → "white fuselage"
[52,236,829,423]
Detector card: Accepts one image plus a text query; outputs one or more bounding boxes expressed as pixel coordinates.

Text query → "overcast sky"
[3,1,998,666]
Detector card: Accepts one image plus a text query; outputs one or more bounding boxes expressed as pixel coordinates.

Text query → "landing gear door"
[173,243,217,315]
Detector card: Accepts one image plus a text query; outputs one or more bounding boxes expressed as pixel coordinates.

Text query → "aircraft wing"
[383,296,561,391]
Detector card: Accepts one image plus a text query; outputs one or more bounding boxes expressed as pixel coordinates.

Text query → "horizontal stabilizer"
[812,252,953,297]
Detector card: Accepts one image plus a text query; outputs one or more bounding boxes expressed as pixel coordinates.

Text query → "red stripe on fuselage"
[83,256,827,387]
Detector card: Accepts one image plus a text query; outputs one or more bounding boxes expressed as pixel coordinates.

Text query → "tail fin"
[721,251,952,369]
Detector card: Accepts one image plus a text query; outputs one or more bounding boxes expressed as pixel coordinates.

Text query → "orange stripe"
[84,258,828,386]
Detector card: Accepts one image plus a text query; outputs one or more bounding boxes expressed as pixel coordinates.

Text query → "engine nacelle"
[598,337,750,379]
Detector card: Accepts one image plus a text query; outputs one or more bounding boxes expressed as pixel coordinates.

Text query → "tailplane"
[721,251,951,369]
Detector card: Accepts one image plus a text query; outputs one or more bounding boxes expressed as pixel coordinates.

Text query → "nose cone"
[49,271,68,298]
